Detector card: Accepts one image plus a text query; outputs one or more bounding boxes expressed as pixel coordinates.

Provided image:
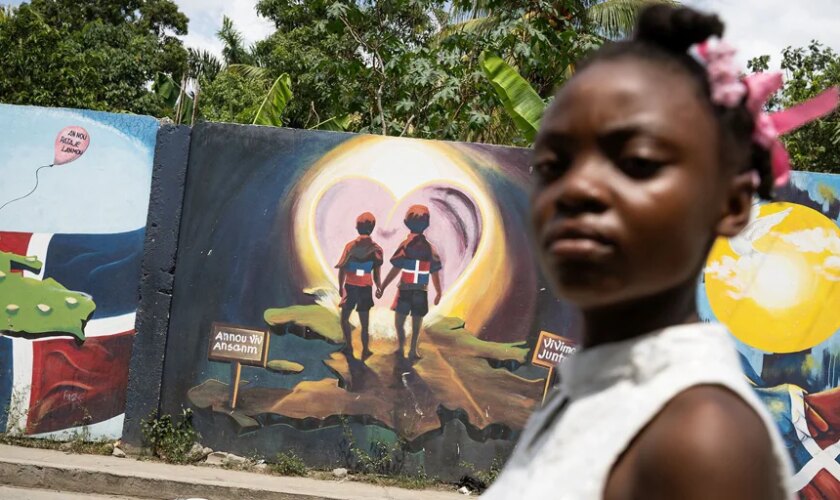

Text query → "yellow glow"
[749,253,809,311]
[292,136,509,338]
[706,202,840,353]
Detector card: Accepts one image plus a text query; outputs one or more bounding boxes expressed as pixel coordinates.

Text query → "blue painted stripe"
[347,261,373,273]
[43,229,145,318]
[0,336,12,431]
[393,258,415,270]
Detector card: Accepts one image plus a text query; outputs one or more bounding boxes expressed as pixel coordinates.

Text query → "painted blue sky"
[3,1,839,68]
[0,104,158,234]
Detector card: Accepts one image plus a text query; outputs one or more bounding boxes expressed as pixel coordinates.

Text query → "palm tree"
[185,48,223,125]
[217,16,254,66]
[584,0,676,39]
[159,17,355,130]
[451,0,677,143]
[448,0,677,40]
[154,18,292,127]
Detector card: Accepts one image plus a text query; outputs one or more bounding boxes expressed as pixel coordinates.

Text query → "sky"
[169,0,275,59]
[689,0,840,67]
[3,0,840,67]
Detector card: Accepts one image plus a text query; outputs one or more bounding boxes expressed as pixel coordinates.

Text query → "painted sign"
[532,331,576,369]
[207,323,269,367]
[532,331,576,405]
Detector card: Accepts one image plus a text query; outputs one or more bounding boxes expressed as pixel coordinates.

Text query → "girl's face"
[531,58,752,310]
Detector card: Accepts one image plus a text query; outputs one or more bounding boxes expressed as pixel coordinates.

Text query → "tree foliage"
[218,0,658,144]
[0,0,189,116]
[198,71,267,124]
[749,42,840,173]
[189,0,603,145]
[0,0,667,145]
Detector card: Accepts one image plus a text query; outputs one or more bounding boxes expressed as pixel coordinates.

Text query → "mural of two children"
[335,205,443,362]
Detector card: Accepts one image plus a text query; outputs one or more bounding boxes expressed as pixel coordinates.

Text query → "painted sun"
[705,202,840,353]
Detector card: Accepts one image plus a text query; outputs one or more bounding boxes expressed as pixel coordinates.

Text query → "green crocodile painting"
[0,250,95,342]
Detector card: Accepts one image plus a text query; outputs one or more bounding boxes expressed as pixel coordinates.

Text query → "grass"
[0,408,456,493]
[140,409,201,464]
[0,433,113,456]
[459,454,506,489]
[0,430,454,491]
[269,451,307,476]
[355,472,439,490]
[307,470,448,491]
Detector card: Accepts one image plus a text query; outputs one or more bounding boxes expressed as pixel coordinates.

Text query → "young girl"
[484,5,837,500]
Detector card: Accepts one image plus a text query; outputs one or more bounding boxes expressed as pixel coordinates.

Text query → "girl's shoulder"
[608,384,786,500]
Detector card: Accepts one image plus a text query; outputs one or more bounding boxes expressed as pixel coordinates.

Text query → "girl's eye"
[533,158,571,183]
[618,157,664,179]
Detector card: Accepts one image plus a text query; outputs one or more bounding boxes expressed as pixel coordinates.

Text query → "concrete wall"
[0,104,159,439]
[4,104,840,494]
[156,123,574,479]
[122,125,192,446]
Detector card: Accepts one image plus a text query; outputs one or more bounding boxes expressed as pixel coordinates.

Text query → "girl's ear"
[716,171,755,238]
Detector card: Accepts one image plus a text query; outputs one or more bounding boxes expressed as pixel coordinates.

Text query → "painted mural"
[161,124,572,478]
[700,171,840,499]
[0,104,157,439]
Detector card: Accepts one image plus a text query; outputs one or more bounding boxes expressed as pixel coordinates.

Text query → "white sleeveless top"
[484,323,794,499]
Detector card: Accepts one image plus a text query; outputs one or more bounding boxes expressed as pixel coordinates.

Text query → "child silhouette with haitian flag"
[378,205,443,361]
[336,212,383,360]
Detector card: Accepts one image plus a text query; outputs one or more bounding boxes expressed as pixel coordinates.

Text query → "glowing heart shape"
[314,178,483,310]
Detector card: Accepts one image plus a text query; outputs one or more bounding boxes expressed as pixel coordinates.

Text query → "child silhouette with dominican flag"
[336,212,383,360]
[378,205,443,361]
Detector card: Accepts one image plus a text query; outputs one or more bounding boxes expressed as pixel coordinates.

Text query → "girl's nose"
[554,160,610,216]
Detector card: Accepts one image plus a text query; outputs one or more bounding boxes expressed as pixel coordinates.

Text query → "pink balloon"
[53,126,90,166]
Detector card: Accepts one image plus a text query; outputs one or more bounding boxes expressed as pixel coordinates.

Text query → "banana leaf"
[310,114,355,132]
[253,74,293,127]
[480,52,545,142]
[153,73,179,109]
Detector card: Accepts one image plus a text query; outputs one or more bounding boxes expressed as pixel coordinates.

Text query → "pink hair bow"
[695,39,840,188]
[744,74,839,186]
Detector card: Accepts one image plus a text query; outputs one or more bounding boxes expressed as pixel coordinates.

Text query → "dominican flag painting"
[345,260,374,286]
[754,385,840,499]
[347,260,374,277]
[0,104,158,440]
[0,230,143,436]
[398,259,431,285]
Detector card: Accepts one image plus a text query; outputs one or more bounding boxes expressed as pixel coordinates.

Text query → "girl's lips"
[542,222,618,261]
[548,237,616,261]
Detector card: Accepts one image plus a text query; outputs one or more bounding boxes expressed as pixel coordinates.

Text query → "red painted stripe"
[345,274,373,286]
[0,232,34,274]
[27,330,134,434]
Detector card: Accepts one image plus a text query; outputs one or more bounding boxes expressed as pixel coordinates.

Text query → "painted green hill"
[0,252,95,342]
